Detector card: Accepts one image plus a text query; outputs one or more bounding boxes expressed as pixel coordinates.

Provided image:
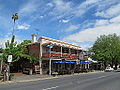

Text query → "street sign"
[76,59,80,64]
[8,55,12,62]
[79,52,84,60]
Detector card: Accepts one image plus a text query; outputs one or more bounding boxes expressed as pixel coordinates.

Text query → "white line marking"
[97,75,107,79]
[78,72,120,83]
[42,86,59,90]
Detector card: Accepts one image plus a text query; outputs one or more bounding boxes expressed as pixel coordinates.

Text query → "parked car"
[105,67,114,72]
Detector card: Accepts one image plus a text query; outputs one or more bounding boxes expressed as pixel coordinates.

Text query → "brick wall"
[28,43,40,58]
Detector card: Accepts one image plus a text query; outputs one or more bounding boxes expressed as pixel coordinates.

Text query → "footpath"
[0,70,104,84]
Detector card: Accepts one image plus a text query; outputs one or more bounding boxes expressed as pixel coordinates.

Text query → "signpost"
[7,55,12,81]
[0,53,3,74]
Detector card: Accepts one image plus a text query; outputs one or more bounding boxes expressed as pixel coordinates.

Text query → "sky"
[0,0,120,49]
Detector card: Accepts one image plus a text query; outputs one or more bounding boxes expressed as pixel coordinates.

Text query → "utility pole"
[0,53,3,74]
[49,48,52,75]
[0,45,3,74]
[39,39,43,75]
[7,55,12,81]
[47,44,55,75]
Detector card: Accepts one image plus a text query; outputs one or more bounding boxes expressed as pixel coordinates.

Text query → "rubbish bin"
[29,69,33,75]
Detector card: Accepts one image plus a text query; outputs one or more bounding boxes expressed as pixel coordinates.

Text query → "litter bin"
[29,69,33,75]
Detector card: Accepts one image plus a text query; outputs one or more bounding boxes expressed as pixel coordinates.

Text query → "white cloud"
[49,0,72,21]
[62,14,120,50]
[39,15,44,19]
[59,19,70,23]
[63,23,120,43]
[78,42,93,50]
[49,0,120,21]
[17,24,30,30]
[0,37,22,48]
[50,0,100,21]
[4,33,12,38]
[95,20,109,26]
[61,1,120,49]
[95,3,120,18]
[18,0,40,16]
[53,0,72,13]
[110,15,120,23]
[72,0,100,17]
[78,20,94,29]
[47,3,54,7]
[64,25,80,32]
[0,38,10,48]
[96,0,119,11]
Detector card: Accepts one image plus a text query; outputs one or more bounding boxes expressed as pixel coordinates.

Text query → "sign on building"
[79,52,84,60]
[8,55,12,62]
[76,59,80,64]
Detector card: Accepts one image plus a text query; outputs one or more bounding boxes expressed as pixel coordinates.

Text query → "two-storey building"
[28,34,91,75]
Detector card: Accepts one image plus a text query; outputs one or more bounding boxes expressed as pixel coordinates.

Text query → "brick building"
[27,34,92,75]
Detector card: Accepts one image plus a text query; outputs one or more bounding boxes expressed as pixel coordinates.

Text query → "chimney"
[31,34,37,43]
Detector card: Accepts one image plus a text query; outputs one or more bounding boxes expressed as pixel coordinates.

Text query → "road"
[0,72,120,90]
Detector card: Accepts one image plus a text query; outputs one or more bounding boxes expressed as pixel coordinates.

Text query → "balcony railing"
[42,51,78,59]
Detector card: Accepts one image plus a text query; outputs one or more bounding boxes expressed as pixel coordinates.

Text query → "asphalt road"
[0,72,120,90]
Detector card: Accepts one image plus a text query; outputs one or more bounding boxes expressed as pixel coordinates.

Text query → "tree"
[3,36,39,72]
[12,13,18,36]
[4,37,38,63]
[4,36,19,62]
[17,40,39,63]
[90,34,120,69]
[0,48,3,53]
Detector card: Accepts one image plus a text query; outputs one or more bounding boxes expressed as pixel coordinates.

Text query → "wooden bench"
[23,68,32,75]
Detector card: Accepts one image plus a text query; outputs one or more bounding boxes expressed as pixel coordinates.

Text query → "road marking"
[42,72,119,90]
[77,72,120,83]
[97,75,108,79]
[42,86,59,90]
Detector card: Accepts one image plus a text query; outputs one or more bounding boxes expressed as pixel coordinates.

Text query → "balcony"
[42,51,78,59]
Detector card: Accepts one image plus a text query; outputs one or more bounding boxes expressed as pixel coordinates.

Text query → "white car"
[105,67,114,72]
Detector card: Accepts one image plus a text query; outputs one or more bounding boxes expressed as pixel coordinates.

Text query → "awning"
[80,62,92,64]
[88,57,98,63]
[53,61,76,64]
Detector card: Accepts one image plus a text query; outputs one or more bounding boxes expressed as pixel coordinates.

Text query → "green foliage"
[20,40,31,45]
[90,34,120,67]
[0,48,3,53]
[17,40,39,63]
[11,35,15,43]
[12,13,18,22]
[3,36,38,63]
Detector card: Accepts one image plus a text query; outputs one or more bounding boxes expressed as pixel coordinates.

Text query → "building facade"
[28,34,91,75]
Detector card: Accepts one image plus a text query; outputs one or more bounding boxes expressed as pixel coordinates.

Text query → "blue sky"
[0,0,120,49]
